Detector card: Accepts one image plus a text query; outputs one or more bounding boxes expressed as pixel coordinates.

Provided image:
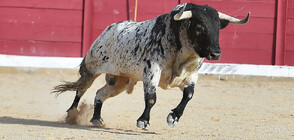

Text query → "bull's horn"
[174,11,192,21]
[218,12,250,24]
[174,3,192,21]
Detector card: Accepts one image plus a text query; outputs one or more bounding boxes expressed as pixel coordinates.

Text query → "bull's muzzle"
[206,52,221,60]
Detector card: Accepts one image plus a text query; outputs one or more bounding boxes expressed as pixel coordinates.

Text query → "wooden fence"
[0,0,293,65]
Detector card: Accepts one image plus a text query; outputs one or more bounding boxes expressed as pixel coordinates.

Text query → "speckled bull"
[53,3,250,130]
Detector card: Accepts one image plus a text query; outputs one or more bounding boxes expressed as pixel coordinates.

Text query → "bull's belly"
[88,60,144,81]
[117,66,144,80]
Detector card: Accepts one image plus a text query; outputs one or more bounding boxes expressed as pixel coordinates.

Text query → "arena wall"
[0,0,293,66]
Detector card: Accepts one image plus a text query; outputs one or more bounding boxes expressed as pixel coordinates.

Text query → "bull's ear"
[220,19,229,29]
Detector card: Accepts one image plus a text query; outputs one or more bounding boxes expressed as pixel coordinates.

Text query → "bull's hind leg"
[67,86,95,112]
[90,75,129,127]
[65,60,100,112]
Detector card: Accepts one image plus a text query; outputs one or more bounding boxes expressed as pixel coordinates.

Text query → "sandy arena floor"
[0,67,293,139]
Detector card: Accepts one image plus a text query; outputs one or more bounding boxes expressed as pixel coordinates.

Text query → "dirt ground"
[0,67,293,139]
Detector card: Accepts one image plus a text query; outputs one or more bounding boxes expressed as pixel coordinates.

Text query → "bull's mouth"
[206,52,221,60]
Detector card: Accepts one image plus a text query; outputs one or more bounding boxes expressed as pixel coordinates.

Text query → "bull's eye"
[196,31,201,35]
[196,24,204,30]
[196,24,205,35]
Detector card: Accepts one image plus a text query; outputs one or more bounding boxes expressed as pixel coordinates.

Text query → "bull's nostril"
[208,52,221,60]
[211,53,221,57]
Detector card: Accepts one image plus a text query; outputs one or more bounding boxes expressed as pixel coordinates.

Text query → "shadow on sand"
[0,116,158,136]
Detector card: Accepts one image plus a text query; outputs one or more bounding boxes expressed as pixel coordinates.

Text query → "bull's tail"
[52,77,91,95]
[52,58,97,96]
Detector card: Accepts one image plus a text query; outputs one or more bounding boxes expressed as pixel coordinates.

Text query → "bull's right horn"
[218,12,250,24]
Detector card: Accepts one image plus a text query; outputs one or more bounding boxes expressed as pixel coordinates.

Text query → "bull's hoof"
[90,118,105,128]
[167,113,179,128]
[136,120,150,130]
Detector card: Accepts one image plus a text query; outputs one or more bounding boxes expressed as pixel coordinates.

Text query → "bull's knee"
[146,93,156,107]
[94,88,107,103]
[183,83,195,101]
[144,84,157,107]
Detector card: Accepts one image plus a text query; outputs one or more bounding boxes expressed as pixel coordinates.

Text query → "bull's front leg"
[167,73,198,128]
[137,60,161,130]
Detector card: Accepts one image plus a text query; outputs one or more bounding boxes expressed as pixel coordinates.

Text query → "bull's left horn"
[174,11,192,21]
[174,3,193,21]
[218,12,250,24]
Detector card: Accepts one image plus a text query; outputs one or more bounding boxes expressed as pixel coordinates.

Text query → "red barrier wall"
[128,0,178,22]
[82,0,129,56]
[285,0,294,65]
[0,0,293,66]
[0,0,83,57]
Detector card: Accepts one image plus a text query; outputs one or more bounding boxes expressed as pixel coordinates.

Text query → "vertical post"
[126,0,130,20]
[134,0,138,21]
[82,0,93,57]
[275,0,288,65]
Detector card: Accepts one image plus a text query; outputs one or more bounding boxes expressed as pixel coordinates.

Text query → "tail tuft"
[51,58,96,97]
[52,79,87,96]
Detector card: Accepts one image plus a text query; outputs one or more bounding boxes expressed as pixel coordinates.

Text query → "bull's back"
[85,20,156,80]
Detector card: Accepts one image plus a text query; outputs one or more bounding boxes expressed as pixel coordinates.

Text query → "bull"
[53,3,250,130]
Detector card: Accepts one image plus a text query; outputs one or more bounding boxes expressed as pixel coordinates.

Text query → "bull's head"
[172,3,250,60]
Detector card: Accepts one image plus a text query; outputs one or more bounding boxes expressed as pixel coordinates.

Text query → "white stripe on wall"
[0,54,82,69]
[1,54,294,77]
[199,63,294,77]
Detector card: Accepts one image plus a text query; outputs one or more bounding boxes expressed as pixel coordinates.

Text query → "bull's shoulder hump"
[104,21,135,31]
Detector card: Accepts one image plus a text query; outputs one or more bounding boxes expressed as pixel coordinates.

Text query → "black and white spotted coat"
[85,4,204,92]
